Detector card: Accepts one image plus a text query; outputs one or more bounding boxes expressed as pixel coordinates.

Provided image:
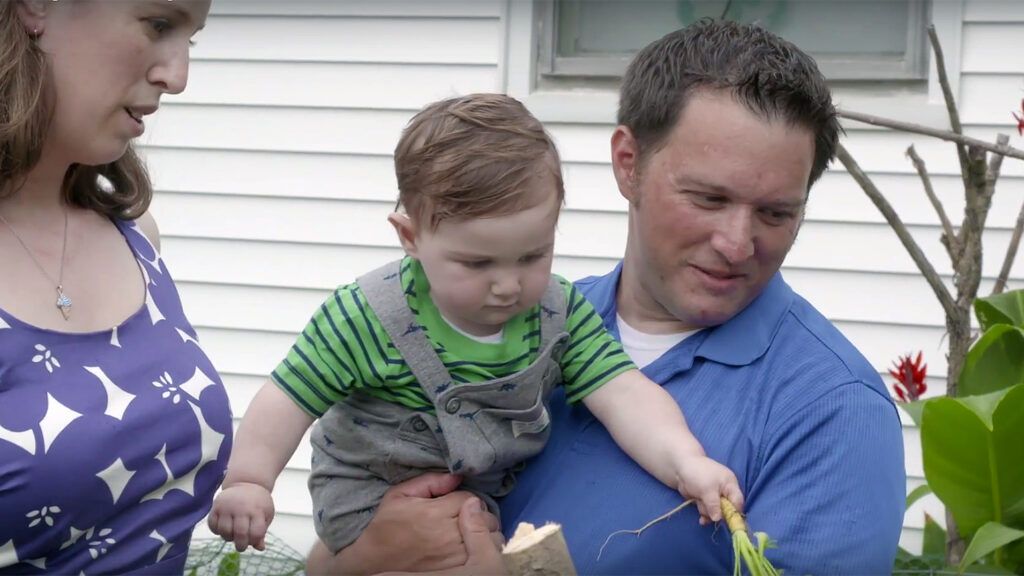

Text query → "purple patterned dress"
[0,219,233,574]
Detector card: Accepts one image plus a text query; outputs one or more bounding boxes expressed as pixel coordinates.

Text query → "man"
[308,19,905,575]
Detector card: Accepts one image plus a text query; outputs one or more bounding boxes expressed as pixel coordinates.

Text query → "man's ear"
[387,213,419,257]
[611,125,641,205]
[15,1,49,36]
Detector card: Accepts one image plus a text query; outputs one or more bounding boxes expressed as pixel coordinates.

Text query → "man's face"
[612,90,815,332]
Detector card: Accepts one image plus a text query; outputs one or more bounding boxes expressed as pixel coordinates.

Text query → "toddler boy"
[210,94,743,555]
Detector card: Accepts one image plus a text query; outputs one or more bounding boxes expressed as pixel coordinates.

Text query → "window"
[537,0,929,81]
[506,0,961,126]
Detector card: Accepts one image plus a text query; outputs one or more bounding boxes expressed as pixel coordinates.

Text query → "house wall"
[143,0,1024,558]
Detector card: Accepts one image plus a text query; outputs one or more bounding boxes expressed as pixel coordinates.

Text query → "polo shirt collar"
[588,262,795,368]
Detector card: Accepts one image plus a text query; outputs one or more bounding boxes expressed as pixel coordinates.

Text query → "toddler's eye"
[148,18,173,34]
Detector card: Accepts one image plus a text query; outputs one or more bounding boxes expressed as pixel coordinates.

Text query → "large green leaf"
[899,399,928,427]
[923,513,947,557]
[921,384,1024,538]
[975,290,1024,331]
[907,484,933,509]
[1005,537,1024,573]
[959,325,1024,397]
[959,522,1024,573]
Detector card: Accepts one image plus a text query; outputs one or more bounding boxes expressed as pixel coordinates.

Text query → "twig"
[597,500,693,562]
[906,145,959,262]
[975,135,1011,252]
[837,143,958,319]
[984,135,1010,202]
[927,25,971,187]
[837,109,1024,162]
[993,199,1024,295]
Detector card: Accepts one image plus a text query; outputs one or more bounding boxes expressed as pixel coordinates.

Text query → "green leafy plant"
[898,290,1024,574]
[839,21,1024,567]
[185,533,305,576]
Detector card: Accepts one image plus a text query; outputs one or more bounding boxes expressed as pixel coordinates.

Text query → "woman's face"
[27,0,210,166]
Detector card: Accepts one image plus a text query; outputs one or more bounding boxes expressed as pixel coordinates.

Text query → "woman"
[0,1,231,573]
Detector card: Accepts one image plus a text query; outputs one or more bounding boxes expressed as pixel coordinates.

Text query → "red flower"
[1014,99,1024,136]
[890,351,927,403]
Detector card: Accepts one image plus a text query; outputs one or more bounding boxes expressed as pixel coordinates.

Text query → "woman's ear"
[387,213,420,257]
[15,1,49,37]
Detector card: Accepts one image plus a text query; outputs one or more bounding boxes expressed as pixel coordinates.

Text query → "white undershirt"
[616,314,698,369]
[441,313,505,344]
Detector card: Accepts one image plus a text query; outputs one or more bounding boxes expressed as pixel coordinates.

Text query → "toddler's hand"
[209,482,275,552]
[675,455,744,524]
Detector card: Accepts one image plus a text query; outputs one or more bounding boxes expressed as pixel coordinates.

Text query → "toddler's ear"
[387,213,419,257]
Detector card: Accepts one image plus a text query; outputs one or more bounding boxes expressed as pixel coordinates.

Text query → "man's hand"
[449,496,506,574]
[371,497,507,576]
[306,472,501,575]
[208,482,275,551]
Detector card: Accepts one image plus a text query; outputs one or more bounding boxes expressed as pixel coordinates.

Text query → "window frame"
[535,0,930,81]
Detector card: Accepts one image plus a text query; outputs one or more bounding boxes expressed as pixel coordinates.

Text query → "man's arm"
[746,382,905,574]
[305,473,502,575]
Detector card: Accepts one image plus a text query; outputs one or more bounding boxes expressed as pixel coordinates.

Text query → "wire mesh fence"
[185,533,305,576]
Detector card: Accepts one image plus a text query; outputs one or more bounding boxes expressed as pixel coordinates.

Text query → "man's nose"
[710,209,755,264]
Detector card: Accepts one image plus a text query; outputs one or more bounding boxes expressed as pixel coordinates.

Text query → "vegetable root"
[721,497,781,576]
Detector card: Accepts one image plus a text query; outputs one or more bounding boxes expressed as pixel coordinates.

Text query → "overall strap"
[356,260,454,403]
[538,276,569,350]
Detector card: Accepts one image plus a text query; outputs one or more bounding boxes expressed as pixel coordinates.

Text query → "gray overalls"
[309,260,571,553]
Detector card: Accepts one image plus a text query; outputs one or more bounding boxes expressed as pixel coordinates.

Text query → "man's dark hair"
[618,18,840,188]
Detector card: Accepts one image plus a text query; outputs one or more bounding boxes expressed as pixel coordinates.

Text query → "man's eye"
[520,253,543,263]
[461,261,490,270]
[761,209,794,224]
[692,193,726,207]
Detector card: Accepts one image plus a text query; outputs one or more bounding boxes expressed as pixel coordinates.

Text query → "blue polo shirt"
[501,265,905,575]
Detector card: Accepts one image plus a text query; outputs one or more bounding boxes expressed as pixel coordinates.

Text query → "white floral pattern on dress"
[85,529,115,560]
[30,345,60,373]
[25,507,60,528]
[151,372,181,404]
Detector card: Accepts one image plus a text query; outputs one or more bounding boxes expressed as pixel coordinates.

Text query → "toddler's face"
[412,190,560,337]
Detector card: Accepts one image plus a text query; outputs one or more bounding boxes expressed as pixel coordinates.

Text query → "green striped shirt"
[273,258,635,417]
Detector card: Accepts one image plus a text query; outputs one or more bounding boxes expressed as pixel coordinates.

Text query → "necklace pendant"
[55,286,72,321]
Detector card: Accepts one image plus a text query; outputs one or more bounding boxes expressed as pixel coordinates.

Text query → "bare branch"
[837,109,1024,162]
[927,25,971,185]
[993,200,1024,295]
[974,136,1010,254]
[984,134,1010,202]
[906,145,959,262]
[837,143,958,318]
[990,135,1021,295]
[955,146,989,305]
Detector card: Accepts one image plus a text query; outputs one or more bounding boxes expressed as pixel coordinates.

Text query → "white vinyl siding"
[146,0,1024,559]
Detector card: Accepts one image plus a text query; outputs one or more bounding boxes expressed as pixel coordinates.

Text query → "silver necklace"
[0,209,73,321]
